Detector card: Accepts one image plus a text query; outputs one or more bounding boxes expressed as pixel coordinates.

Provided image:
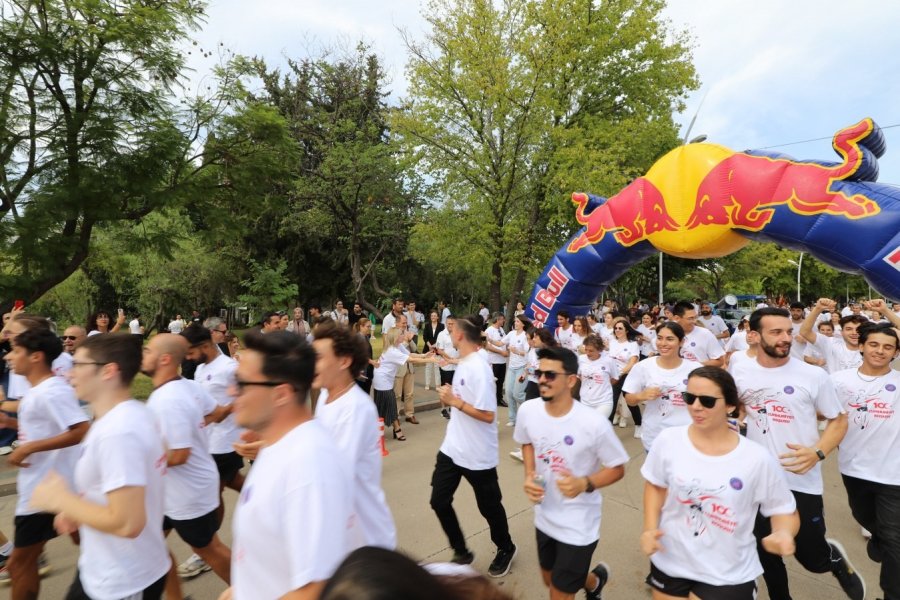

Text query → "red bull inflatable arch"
[525,118,900,327]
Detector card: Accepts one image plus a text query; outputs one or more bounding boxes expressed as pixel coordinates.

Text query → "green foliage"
[238,259,298,311]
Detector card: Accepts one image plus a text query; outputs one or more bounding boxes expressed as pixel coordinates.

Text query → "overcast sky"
[184,0,900,183]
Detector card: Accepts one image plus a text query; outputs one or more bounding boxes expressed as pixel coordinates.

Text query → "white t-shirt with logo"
[697,314,729,348]
[812,335,863,374]
[6,353,73,399]
[637,324,656,356]
[789,320,808,361]
[372,345,409,391]
[146,379,219,519]
[232,420,353,599]
[503,330,529,370]
[680,327,724,364]
[435,329,458,372]
[195,354,244,454]
[315,386,397,549]
[833,368,900,485]
[577,354,619,409]
[732,357,843,494]
[485,326,508,365]
[74,400,170,600]
[514,400,629,546]
[16,376,89,515]
[526,348,540,384]
[623,358,702,451]
[724,330,749,353]
[642,426,796,586]
[555,326,576,352]
[439,353,498,470]
[607,339,640,373]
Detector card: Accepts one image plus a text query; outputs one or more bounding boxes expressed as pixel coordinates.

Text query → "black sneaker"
[450,550,474,565]
[828,538,866,600]
[498,399,508,407]
[441,408,450,419]
[585,562,610,600]
[867,536,883,563]
[488,544,516,577]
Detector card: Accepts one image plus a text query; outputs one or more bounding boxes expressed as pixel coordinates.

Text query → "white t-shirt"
[232,420,353,600]
[513,400,629,546]
[16,376,88,515]
[680,327,725,364]
[372,345,409,391]
[315,386,397,549]
[6,353,73,399]
[607,338,640,372]
[622,358,702,451]
[503,330,529,370]
[577,354,619,408]
[381,313,398,334]
[526,347,539,384]
[478,307,490,322]
[435,329,458,372]
[195,354,244,454]
[555,326,576,352]
[74,400,169,600]
[439,353,498,470]
[732,357,843,494]
[726,350,755,375]
[129,318,141,334]
[642,427,796,586]
[724,330,748,353]
[637,324,656,356]
[485,326,507,365]
[146,379,219,519]
[441,307,451,325]
[833,368,900,485]
[697,314,729,348]
[168,319,185,334]
[812,334,863,374]
[789,320,808,361]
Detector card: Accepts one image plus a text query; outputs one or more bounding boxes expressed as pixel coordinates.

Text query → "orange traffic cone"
[378,417,389,457]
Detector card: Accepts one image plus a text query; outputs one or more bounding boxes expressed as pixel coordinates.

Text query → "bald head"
[150,333,189,363]
[62,325,87,354]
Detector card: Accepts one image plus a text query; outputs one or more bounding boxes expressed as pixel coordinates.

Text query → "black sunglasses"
[234,379,290,393]
[60,335,79,341]
[682,392,722,409]
[535,369,570,381]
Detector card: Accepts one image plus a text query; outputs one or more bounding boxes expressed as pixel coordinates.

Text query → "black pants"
[609,373,642,425]
[67,570,166,599]
[492,363,506,406]
[430,451,513,554]
[525,380,539,400]
[843,474,900,599]
[440,369,454,386]
[754,490,834,600]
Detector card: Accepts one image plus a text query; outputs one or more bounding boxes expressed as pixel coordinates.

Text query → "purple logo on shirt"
[682,379,688,385]
[729,478,743,490]
[784,386,795,394]
[240,486,251,504]
[207,374,212,381]
[564,435,574,446]
[691,342,696,347]
[460,378,465,386]
[887,384,897,392]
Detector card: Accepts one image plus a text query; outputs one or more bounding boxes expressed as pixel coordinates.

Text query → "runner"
[30,333,170,600]
[576,334,619,419]
[607,317,643,437]
[1,328,88,599]
[220,330,354,600]
[502,315,530,427]
[141,334,232,596]
[312,323,397,549]
[515,345,628,600]
[732,307,865,600]
[432,316,517,577]
[671,301,725,367]
[434,316,459,419]
[832,322,900,599]
[641,366,799,600]
[623,322,702,452]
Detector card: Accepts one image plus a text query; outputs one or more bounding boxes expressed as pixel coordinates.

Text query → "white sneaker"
[618,416,627,428]
[424,386,430,390]
[509,449,523,462]
[506,421,515,427]
[0,446,12,456]
[633,425,642,439]
[611,414,620,426]
[177,553,211,579]
[861,526,872,539]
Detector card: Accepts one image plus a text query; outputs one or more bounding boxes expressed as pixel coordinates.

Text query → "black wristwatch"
[815,448,826,461]
[584,477,595,493]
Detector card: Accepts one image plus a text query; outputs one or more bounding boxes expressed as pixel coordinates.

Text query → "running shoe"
[488,544,516,578]
[585,562,610,600]
[827,538,866,600]
[450,550,475,565]
[177,553,211,579]
[509,448,523,462]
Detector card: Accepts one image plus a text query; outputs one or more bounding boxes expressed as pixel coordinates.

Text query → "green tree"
[395,0,697,312]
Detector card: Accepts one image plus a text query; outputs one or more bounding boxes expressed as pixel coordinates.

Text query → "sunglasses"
[535,369,569,381]
[61,335,79,341]
[682,392,722,409]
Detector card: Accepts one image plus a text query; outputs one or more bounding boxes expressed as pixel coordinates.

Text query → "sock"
[587,574,600,592]
[0,541,12,555]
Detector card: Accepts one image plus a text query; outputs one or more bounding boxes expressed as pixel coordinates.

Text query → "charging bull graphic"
[527,119,900,327]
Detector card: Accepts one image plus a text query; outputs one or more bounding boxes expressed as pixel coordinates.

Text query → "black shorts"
[646,562,757,599]
[535,528,598,594]
[66,570,166,600]
[212,451,244,484]
[163,509,220,549]
[14,513,58,547]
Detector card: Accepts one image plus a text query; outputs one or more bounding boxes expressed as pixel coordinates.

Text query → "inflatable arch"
[525,118,900,327]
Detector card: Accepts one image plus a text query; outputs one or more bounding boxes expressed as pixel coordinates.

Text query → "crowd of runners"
[0,295,898,600]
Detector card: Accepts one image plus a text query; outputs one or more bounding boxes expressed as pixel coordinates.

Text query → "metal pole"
[658,252,664,305]
[796,252,803,302]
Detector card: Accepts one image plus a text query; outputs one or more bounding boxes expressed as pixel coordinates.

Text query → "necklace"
[856,368,890,383]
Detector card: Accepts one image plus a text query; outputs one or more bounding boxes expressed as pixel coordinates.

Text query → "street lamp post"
[787,252,804,302]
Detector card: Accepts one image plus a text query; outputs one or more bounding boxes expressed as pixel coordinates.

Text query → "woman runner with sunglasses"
[641,366,799,600]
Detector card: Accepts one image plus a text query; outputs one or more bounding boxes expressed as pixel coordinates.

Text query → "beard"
[539,384,554,402]
[759,336,790,359]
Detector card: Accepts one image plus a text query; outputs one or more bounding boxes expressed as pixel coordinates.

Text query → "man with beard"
[514,345,627,600]
[696,302,730,349]
[731,307,864,600]
[381,298,404,333]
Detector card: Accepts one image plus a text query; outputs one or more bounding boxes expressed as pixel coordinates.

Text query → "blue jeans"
[504,365,527,423]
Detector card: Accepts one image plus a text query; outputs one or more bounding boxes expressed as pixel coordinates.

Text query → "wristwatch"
[815,448,826,461]
[584,477,595,493]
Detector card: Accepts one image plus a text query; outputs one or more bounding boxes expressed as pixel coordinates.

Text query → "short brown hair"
[78,333,143,386]
[313,322,369,378]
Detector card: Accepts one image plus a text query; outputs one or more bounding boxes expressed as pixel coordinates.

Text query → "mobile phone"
[13,299,24,311]
[118,308,125,316]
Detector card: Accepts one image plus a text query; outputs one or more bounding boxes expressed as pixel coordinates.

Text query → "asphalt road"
[0,382,883,599]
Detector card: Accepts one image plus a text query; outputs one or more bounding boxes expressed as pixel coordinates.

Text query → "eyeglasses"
[234,379,291,394]
[212,328,227,334]
[535,369,568,381]
[60,335,79,341]
[682,392,722,409]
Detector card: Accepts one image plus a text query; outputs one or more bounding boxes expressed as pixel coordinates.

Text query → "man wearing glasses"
[221,330,353,600]
[732,307,863,600]
[204,317,230,357]
[60,326,86,355]
[514,345,627,600]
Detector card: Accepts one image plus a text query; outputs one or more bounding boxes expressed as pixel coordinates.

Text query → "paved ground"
[0,380,885,599]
